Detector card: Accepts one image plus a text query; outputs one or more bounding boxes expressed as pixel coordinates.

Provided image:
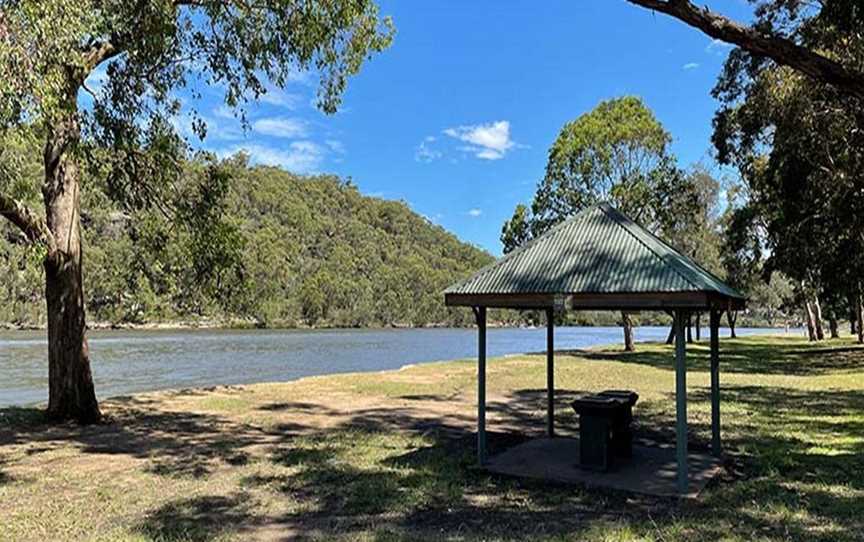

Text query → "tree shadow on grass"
[2,379,862,540]
[133,493,259,542]
[240,382,864,540]
[562,335,864,376]
[0,393,305,479]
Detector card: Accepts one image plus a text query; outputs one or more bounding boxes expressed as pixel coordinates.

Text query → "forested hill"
[0,161,493,329]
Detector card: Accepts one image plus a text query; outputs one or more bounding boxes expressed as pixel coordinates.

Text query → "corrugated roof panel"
[445,203,745,298]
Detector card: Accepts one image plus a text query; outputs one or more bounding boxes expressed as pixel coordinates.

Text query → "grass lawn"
[1,334,863,541]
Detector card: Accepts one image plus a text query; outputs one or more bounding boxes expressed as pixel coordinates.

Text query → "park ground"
[1,334,862,541]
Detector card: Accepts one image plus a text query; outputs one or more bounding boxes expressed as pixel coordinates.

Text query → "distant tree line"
[0,149,492,330]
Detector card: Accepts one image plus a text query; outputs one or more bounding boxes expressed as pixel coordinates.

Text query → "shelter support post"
[546,307,554,438]
[674,309,689,494]
[475,306,487,465]
[710,309,721,456]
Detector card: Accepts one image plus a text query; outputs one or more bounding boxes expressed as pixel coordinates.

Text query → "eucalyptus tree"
[627,1,864,100]
[0,0,393,422]
[708,2,864,343]
[501,96,698,351]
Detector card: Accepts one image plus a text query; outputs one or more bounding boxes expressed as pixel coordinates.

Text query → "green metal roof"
[445,203,744,299]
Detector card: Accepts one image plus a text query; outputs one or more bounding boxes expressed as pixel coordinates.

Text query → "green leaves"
[711,1,864,305]
[505,96,705,254]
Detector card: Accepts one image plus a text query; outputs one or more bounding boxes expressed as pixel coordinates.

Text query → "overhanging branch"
[0,191,56,253]
[627,0,864,100]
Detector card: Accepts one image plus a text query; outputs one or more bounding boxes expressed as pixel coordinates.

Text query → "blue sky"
[89,1,754,256]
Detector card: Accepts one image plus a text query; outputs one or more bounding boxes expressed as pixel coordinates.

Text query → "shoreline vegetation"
[2,333,861,541]
[0,314,801,333]
[0,320,800,332]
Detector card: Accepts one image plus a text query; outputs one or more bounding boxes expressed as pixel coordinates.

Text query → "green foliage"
[500,203,531,255]
[502,96,713,267]
[530,96,677,231]
[0,155,493,328]
[711,1,864,317]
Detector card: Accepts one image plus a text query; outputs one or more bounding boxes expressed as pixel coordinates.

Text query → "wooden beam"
[675,309,689,495]
[475,306,487,465]
[445,293,557,308]
[710,309,722,457]
[546,307,555,438]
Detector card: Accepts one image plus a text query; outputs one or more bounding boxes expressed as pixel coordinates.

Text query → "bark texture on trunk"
[726,310,737,339]
[626,0,864,100]
[621,311,635,352]
[813,296,825,341]
[804,301,817,342]
[42,108,101,424]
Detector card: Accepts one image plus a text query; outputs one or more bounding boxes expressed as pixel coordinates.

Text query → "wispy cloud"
[683,62,700,70]
[415,136,442,163]
[252,117,308,138]
[468,208,483,217]
[444,121,515,160]
[324,139,345,154]
[218,141,325,174]
[706,39,733,55]
[171,112,243,142]
[257,88,303,109]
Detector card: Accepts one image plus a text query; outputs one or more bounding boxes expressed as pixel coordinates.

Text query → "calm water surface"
[0,326,792,407]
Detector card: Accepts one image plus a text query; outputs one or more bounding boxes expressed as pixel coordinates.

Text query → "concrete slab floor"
[485,437,722,499]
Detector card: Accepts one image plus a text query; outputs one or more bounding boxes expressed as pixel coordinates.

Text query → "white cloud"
[212,104,238,120]
[415,137,442,163]
[252,117,308,138]
[683,62,700,70]
[443,120,515,160]
[468,208,483,217]
[170,113,243,142]
[219,141,325,174]
[706,39,733,55]
[324,139,345,154]
[258,88,303,109]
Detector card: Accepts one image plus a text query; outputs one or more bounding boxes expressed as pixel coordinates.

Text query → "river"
[0,326,793,407]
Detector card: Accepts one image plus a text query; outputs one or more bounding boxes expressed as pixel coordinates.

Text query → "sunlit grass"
[1,334,862,541]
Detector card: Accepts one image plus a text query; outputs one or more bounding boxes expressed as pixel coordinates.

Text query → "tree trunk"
[665,311,675,344]
[813,296,825,341]
[621,311,635,352]
[858,292,864,345]
[686,313,693,343]
[626,0,864,101]
[828,316,839,339]
[726,310,737,339]
[695,312,701,341]
[804,301,817,342]
[43,108,101,424]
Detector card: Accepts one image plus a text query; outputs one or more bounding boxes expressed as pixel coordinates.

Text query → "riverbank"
[2,334,862,541]
[0,326,793,408]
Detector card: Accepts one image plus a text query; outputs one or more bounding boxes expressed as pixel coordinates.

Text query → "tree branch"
[627,0,864,100]
[0,191,56,252]
[83,39,120,71]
